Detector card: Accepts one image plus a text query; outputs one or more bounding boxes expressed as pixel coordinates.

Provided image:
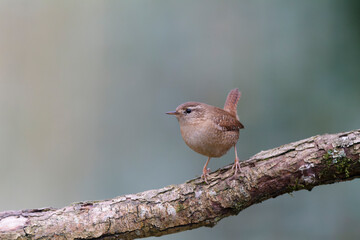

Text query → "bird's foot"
[232,158,241,175]
[201,168,211,184]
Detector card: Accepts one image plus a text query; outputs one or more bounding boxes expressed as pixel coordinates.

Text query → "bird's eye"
[185,108,192,114]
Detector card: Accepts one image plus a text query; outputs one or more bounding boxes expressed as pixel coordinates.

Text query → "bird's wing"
[212,108,244,131]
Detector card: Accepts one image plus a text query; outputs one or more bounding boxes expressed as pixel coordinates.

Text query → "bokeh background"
[1,1,360,239]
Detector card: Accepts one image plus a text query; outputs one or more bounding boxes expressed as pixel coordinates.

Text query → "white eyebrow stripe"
[188,105,202,109]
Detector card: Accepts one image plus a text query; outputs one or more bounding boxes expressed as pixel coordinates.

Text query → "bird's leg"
[232,145,241,175]
[201,157,211,184]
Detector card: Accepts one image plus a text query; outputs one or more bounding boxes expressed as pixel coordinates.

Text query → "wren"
[166,88,244,183]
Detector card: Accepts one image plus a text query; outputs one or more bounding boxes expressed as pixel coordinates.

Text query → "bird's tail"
[223,88,241,121]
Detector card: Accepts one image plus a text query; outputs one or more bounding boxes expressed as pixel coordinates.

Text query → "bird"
[166,88,244,183]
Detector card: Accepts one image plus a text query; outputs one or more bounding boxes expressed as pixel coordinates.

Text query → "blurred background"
[1,1,360,239]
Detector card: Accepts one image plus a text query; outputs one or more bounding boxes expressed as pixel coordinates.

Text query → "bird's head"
[166,102,207,125]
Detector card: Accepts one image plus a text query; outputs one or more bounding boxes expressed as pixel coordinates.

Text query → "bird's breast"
[179,120,239,158]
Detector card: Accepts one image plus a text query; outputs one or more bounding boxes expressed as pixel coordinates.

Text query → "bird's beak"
[166,111,178,115]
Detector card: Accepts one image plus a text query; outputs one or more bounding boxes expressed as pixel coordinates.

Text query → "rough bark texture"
[1,130,359,240]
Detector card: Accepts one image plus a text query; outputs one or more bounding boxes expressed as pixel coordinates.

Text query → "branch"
[1,130,359,239]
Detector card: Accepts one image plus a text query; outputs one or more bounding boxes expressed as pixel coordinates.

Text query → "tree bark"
[1,129,359,239]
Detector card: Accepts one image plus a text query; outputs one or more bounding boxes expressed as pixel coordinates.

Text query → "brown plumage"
[224,88,242,120]
[166,89,244,183]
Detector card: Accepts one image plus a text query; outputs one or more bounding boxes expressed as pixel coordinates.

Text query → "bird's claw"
[201,168,211,184]
[232,159,241,175]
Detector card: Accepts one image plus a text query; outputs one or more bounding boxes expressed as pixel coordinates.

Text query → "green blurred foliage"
[0,1,359,239]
